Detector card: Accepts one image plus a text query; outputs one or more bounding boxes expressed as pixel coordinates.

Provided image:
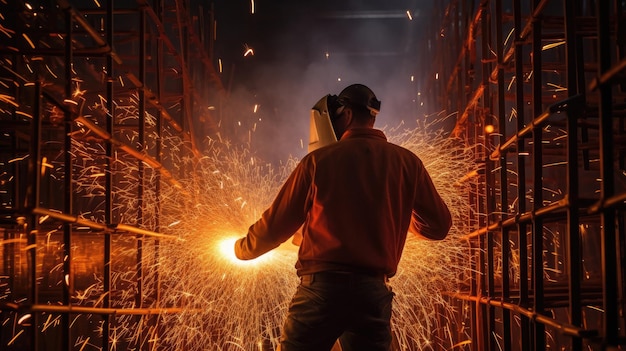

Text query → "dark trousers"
[280,271,394,351]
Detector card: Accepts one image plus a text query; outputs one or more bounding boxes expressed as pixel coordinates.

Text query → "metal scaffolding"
[421,0,626,349]
[2,0,626,350]
[0,0,224,349]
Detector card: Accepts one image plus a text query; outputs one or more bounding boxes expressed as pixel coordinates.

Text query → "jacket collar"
[340,128,387,141]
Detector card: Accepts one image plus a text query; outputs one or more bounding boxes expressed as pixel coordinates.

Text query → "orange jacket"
[235,128,452,277]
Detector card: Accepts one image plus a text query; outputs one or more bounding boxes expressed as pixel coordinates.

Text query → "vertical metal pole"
[596,0,618,347]
[617,0,626,92]
[62,7,74,351]
[480,1,495,350]
[531,1,544,349]
[103,0,114,349]
[495,0,511,349]
[155,0,164,307]
[136,0,146,327]
[513,0,530,349]
[564,1,581,351]
[27,82,43,350]
[465,1,478,349]
[455,1,462,114]
[478,235,487,351]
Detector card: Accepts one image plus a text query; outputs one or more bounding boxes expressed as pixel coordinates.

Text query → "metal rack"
[0,0,223,349]
[423,0,626,349]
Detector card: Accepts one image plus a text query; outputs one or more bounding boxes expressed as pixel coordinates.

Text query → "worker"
[234,83,452,351]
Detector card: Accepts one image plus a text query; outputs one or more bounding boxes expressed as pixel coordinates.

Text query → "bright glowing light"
[406,10,413,20]
[484,124,495,134]
[216,236,275,266]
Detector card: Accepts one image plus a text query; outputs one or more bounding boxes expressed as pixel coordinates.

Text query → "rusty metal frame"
[0,0,225,349]
[430,0,626,350]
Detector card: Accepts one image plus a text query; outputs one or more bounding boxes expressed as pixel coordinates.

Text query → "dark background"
[207,0,440,163]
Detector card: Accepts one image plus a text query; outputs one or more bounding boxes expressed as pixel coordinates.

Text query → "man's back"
[295,128,450,277]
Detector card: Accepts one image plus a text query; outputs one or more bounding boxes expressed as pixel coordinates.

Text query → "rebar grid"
[424,0,626,350]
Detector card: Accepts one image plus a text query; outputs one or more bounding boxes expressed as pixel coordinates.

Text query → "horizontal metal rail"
[461,197,569,240]
[588,191,626,213]
[56,0,123,65]
[75,115,186,192]
[0,302,182,315]
[588,57,626,91]
[32,207,178,239]
[124,72,184,133]
[446,292,598,339]
[489,94,583,160]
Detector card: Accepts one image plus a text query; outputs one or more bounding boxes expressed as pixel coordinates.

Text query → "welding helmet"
[336,83,381,117]
[308,94,342,152]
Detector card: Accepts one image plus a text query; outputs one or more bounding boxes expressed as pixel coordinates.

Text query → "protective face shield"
[308,94,342,152]
[307,84,381,153]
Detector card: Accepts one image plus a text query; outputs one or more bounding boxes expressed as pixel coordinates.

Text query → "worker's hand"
[234,237,252,260]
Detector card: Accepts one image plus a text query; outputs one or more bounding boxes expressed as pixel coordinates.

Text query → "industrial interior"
[1,0,625,350]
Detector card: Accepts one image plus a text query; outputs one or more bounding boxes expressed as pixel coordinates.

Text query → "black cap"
[337,84,381,116]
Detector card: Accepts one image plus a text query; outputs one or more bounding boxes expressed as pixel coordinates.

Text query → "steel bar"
[109,224,177,239]
[56,0,122,65]
[596,0,619,346]
[451,0,552,138]
[136,4,146,322]
[461,197,569,241]
[587,57,626,91]
[444,3,484,97]
[137,0,225,95]
[26,82,43,350]
[446,293,598,339]
[531,1,545,347]
[74,115,186,191]
[488,0,550,84]
[0,303,182,315]
[513,0,530,348]
[479,1,496,349]
[564,1,582,350]
[32,208,177,239]
[103,1,115,349]
[589,192,626,213]
[495,0,512,347]
[62,7,74,350]
[174,0,200,158]
[490,94,583,160]
[154,0,165,308]
[124,72,184,133]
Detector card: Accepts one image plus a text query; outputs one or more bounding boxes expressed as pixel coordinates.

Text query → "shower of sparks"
[69,107,475,350]
[0,89,478,350]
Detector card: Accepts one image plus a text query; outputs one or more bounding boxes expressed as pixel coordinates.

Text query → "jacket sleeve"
[235,161,310,260]
[408,165,452,240]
